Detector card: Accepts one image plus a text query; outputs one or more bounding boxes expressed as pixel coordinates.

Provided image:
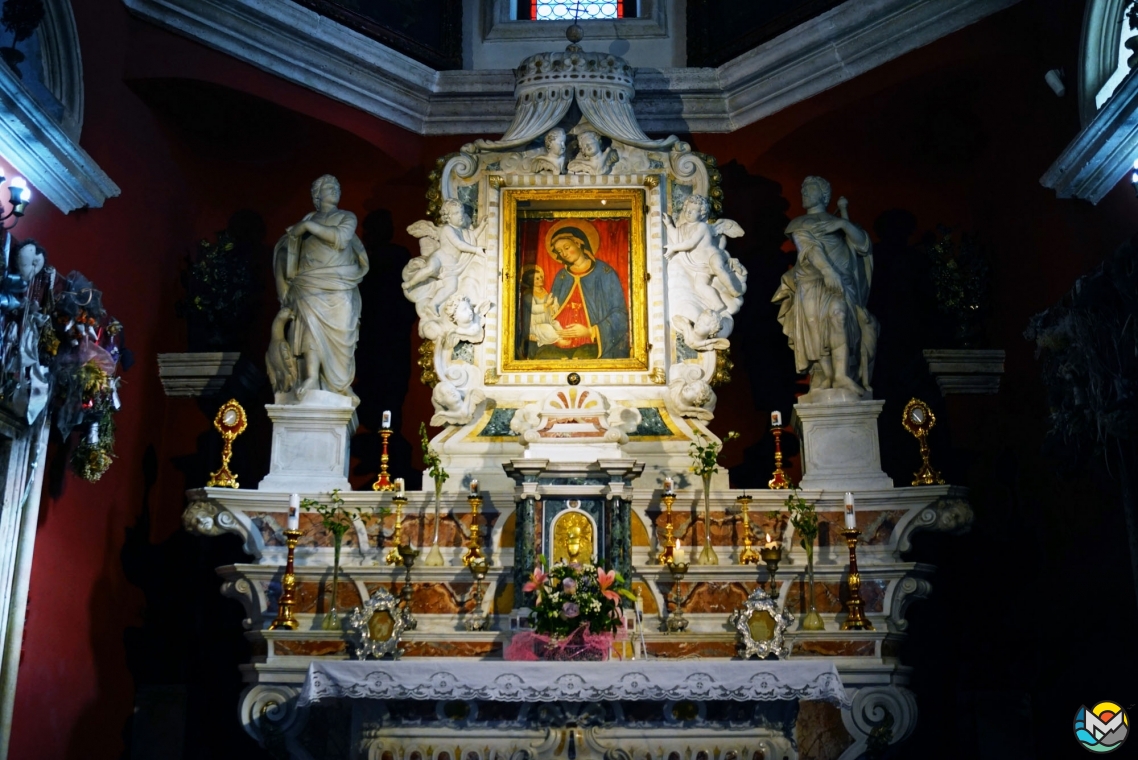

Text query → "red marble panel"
[646,639,737,658]
[271,579,366,615]
[402,640,501,657]
[796,700,853,760]
[366,581,465,615]
[657,581,758,614]
[784,580,886,614]
[274,639,350,657]
[648,509,746,548]
[790,640,875,657]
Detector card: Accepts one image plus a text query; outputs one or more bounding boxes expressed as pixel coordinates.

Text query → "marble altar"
[184,35,974,760]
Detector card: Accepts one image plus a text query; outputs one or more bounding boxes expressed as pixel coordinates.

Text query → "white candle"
[663,477,675,495]
[381,410,391,429]
[395,477,405,497]
[771,410,782,428]
[673,538,686,564]
[470,479,479,496]
[287,493,300,531]
[844,492,857,529]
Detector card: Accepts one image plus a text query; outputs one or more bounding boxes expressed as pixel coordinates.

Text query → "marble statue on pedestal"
[773,176,878,399]
[267,174,369,404]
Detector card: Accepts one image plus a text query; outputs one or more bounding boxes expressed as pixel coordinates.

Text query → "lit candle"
[381,410,391,429]
[765,532,778,549]
[470,479,479,496]
[395,477,405,497]
[673,538,686,564]
[663,477,675,495]
[844,492,857,529]
[771,410,782,428]
[287,493,300,531]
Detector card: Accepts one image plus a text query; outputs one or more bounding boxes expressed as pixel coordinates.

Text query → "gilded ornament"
[552,510,595,564]
[207,399,247,488]
[902,398,945,486]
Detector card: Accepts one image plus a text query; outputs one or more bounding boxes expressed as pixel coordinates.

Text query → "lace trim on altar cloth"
[298,660,851,708]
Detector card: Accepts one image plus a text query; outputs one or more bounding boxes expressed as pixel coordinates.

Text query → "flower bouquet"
[505,559,635,661]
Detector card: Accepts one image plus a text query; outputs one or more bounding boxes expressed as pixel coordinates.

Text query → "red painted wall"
[7,0,1134,756]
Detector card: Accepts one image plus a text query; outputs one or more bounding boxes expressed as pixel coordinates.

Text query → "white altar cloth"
[299,659,850,708]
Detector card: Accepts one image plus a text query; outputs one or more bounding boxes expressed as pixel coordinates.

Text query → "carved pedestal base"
[794,396,893,491]
[258,392,356,492]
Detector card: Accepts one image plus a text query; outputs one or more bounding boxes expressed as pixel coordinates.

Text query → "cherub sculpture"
[664,195,747,335]
[671,309,731,352]
[567,131,615,176]
[430,378,486,427]
[404,199,489,324]
[665,363,717,420]
[441,293,491,350]
[533,128,567,175]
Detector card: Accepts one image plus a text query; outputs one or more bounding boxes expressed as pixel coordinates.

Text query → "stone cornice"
[124,0,1020,136]
[1042,65,1138,204]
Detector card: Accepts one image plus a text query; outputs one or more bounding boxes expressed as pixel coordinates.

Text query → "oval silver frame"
[347,588,406,659]
[731,589,793,660]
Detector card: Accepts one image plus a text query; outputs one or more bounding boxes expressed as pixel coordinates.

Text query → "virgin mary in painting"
[517,219,630,361]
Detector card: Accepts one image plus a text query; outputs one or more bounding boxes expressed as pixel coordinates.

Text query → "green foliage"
[688,431,740,479]
[176,231,256,349]
[420,421,448,487]
[525,558,634,637]
[301,489,383,541]
[781,487,819,560]
[922,225,990,348]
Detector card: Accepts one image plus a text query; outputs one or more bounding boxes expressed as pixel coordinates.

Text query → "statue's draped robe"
[550,259,630,359]
[274,209,368,401]
[774,215,877,389]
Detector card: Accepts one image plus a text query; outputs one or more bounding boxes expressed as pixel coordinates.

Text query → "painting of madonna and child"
[504,190,648,372]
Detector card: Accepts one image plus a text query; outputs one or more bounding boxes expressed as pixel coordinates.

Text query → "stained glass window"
[527,1,625,21]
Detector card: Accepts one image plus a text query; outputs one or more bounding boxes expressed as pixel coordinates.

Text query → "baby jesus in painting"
[520,265,562,352]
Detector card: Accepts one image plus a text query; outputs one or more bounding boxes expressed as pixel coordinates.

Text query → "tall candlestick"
[840,528,874,630]
[269,529,302,630]
[372,427,396,491]
[844,492,857,530]
[771,410,782,428]
[381,410,391,429]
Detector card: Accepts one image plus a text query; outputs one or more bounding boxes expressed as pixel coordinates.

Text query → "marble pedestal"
[258,391,356,492]
[794,393,893,492]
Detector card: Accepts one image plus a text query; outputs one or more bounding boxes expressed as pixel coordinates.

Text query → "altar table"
[299,658,851,708]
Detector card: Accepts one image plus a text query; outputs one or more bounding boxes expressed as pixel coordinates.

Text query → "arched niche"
[1080,0,1136,125]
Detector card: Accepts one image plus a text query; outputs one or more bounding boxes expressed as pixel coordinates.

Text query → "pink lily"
[523,566,548,594]
[597,568,622,605]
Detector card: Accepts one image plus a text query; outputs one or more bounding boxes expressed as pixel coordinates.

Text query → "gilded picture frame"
[500,187,648,373]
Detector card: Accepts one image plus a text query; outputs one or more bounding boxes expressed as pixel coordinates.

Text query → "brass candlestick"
[760,543,782,601]
[465,555,490,631]
[398,543,420,631]
[737,495,760,565]
[269,529,302,630]
[372,428,396,491]
[385,495,408,566]
[840,528,874,631]
[462,494,486,567]
[768,426,791,490]
[207,399,247,488]
[663,560,690,633]
[657,493,677,564]
[902,398,945,486]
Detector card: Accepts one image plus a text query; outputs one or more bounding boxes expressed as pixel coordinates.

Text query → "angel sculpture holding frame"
[664,194,747,342]
[403,199,489,328]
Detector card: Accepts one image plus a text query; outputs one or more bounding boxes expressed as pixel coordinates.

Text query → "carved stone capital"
[897,495,975,553]
[240,684,307,746]
[840,685,918,760]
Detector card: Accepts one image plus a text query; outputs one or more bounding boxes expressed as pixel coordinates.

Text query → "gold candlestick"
[207,399,247,488]
[269,529,302,630]
[398,542,420,631]
[768,427,791,490]
[465,555,490,631]
[759,543,782,601]
[385,495,408,566]
[737,495,760,564]
[462,494,486,567]
[657,493,677,564]
[840,528,874,630]
[372,428,396,491]
[663,559,690,633]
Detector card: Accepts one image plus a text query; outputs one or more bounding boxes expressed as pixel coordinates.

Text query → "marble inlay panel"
[274,639,349,657]
[646,640,736,658]
[402,640,501,657]
[790,640,875,657]
[784,580,886,614]
[658,580,758,614]
[265,579,366,615]
[796,700,854,760]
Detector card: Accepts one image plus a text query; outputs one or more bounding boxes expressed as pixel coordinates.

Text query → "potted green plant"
[420,422,449,566]
[688,431,739,565]
[783,488,824,630]
[302,489,379,630]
